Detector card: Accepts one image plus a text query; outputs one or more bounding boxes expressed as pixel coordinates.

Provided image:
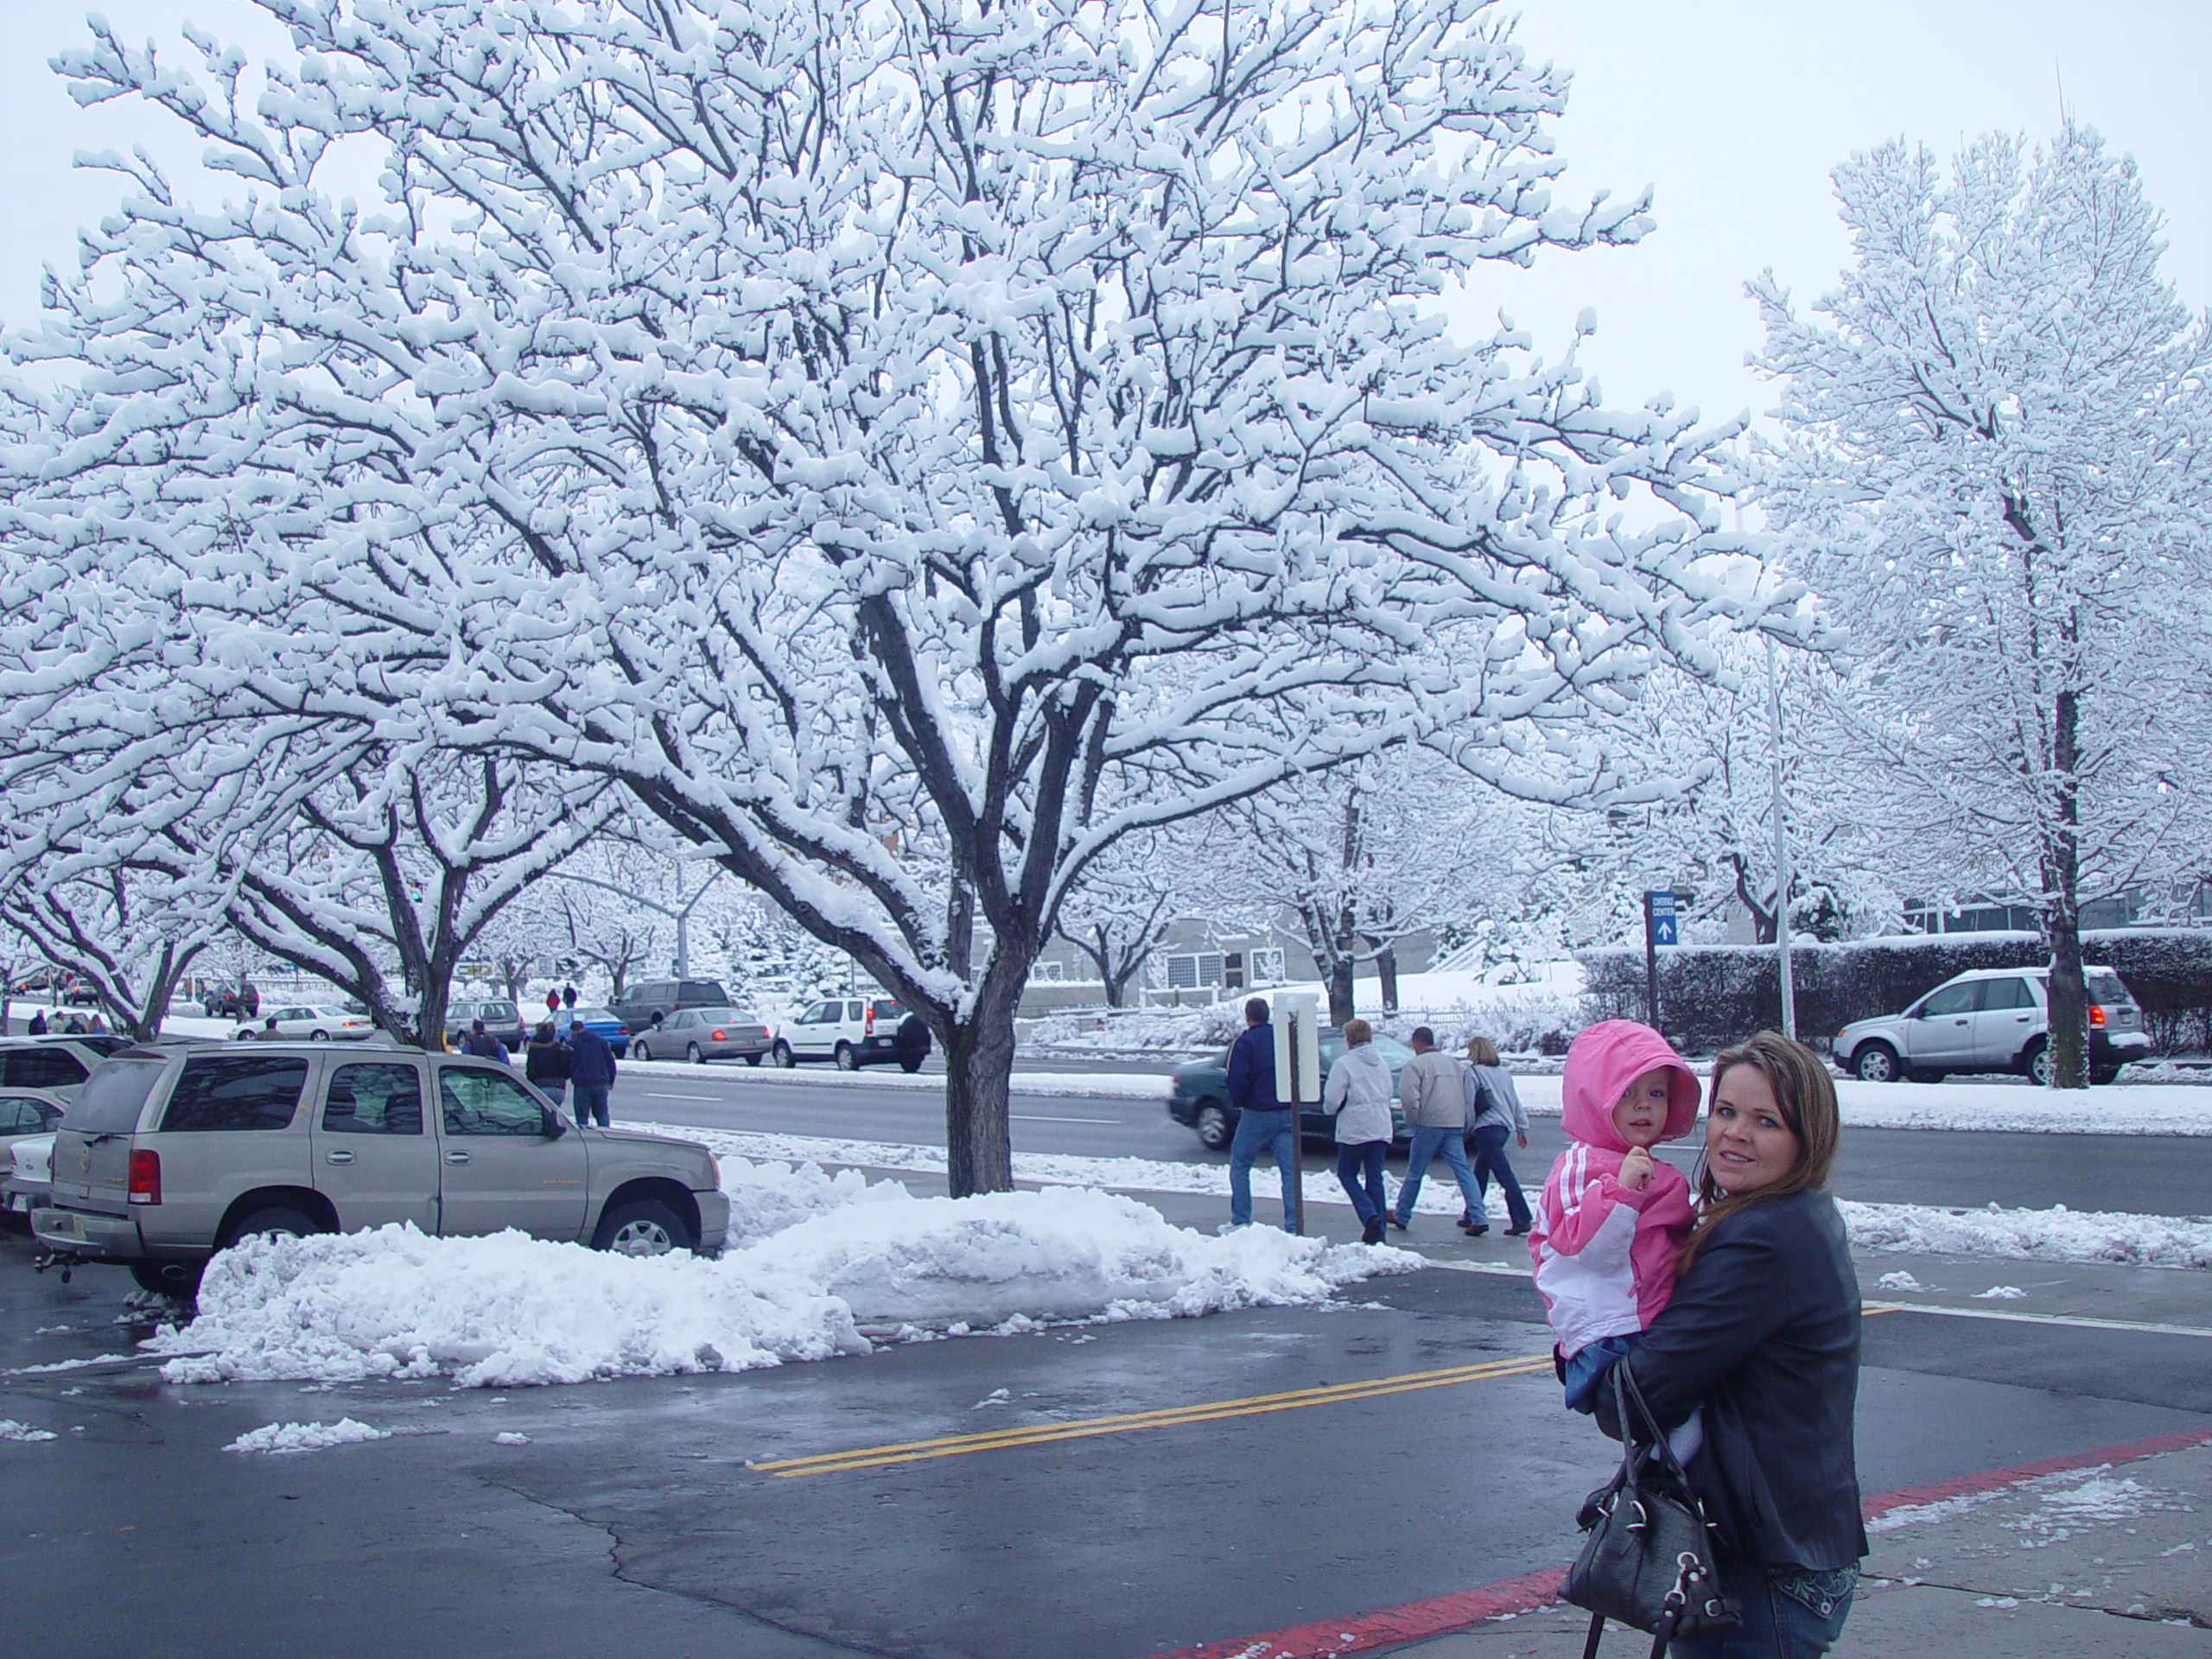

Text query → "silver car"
[1831,966,2149,1085]
[631,1007,773,1065]
[34,1042,730,1296]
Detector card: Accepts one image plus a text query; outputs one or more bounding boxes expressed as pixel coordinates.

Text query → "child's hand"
[1619,1147,1655,1192]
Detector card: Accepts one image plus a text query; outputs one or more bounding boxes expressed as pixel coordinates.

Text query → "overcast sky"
[3,0,2204,430]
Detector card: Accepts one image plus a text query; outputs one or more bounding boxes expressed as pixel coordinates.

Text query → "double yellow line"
[752,1352,1554,1478]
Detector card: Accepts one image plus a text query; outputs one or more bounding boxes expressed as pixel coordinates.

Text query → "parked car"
[442,999,529,1053]
[0,1090,67,1224]
[630,1007,773,1065]
[60,978,103,1008]
[203,984,261,1020]
[0,1036,130,1096]
[769,996,927,1071]
[4,1131,54,1223]
[1168,1028,1417,1150]
[1831,965,2150,1085]
[232,1004,378,1043]
[33,1042,732,1296]
[610,979,733,1034]
[566,1007,631,1058]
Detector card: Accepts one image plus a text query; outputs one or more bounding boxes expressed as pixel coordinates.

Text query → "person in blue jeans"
[1390,1027,1484,1232]
[566,1017,619,1128]
[1224,997,1298,1231]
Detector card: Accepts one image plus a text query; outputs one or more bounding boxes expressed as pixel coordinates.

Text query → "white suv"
[1832,966,2149,1085]
[770,996,928,1071]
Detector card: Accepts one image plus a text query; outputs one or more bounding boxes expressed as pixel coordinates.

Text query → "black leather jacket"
[1599,1189,1866,1572]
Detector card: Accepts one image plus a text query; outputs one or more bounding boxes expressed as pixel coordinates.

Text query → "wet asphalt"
[3,1225,2208,1659]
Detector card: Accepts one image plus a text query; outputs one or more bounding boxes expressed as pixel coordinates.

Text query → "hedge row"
[1578,929,2212,1055]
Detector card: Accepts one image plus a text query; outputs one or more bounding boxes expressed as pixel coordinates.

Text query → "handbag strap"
[1610,1359,1695,1490]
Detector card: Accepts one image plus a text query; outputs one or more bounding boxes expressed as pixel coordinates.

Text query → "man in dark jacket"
[1224,997,1297,1231]
[568,1020,618,1128]
[459,1018,511,1063]
[26,1008,46,1035]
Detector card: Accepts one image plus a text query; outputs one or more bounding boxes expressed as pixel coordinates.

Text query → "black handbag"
[1560,1363,1738,1658]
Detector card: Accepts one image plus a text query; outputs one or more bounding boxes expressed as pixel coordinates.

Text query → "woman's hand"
[1619,1147,1655,1192]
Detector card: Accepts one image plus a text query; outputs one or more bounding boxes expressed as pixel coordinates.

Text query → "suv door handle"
[445,1150,471,1165]
[324,1149,355,1165]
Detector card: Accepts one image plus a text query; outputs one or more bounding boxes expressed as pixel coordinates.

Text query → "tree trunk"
[941,967,1021,1195]
[1375,944,1401,1015]
[2043,685,2088,1090]
[1326,958,1356,1027]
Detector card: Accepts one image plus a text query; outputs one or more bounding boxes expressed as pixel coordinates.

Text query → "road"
[4,1227,2206,1659]
[608,1061,2212,1217]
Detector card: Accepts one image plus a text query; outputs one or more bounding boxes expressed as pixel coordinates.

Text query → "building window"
[1159,952,1224,990]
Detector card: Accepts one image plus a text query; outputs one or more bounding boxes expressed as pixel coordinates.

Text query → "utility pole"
[1766,635,1796,1039]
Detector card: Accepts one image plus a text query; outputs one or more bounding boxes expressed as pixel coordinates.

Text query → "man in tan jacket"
[1389,1027,1487,1235]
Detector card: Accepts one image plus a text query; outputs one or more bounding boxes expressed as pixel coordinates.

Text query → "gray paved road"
[609,1065,2212,1217]
[3,1230,2205,1659]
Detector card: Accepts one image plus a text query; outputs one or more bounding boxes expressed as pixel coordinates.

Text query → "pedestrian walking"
[1320,1017,1395,1244]
[26,1008,46,1035]
[524,1020,573,1110]
[1223,996,1297,1232]
[1388,1027,1484,1233]
[459,1018,511,1063]
[1460,1035,1533,1237]
[1529,1020,1700,1425]
[568,1017,618,1128]
[1591,1032,1863,1658]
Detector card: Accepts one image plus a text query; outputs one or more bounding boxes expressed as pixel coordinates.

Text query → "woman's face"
[1706,1064,1802,1196]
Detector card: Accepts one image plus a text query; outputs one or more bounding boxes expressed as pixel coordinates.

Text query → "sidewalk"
[1374,1435,2212,1656]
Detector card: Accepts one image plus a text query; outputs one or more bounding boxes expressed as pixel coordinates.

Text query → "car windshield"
[2085,969,2134,1007]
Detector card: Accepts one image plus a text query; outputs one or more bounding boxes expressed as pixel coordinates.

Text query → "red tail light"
[864,1007,875,1037]
[127,1149,162,1205]
[2088,1005,2107,1027]
[710,1029,726,1040]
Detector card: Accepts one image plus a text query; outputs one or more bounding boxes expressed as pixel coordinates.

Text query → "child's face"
[1611,1068,1675,1147]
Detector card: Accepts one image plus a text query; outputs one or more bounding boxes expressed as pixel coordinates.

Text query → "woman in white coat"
[1323,1017,1397,1244]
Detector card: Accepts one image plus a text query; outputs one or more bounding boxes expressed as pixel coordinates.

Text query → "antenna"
[2054,56,2069,129]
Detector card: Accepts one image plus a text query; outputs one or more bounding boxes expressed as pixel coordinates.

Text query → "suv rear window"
[3,1046,91,1090]
[2085,969,2134,1007]
[868,1001,906,1020]
[162,1055,308,1133]
[60,1058,168,1134]
[680,981,728,1002]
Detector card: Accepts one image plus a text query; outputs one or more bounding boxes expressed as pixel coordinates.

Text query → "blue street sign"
[1647,889,1679,947]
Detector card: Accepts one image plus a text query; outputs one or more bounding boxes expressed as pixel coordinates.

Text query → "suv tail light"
[127,1149,162,1206]
[2088,1005,2107,1027]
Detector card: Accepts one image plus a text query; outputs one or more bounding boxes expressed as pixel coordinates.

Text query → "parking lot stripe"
[753,1354,1554,1477]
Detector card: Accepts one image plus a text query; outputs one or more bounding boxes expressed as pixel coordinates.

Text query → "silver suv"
[1832,966,2149,1085]
[33,1043,730,1295]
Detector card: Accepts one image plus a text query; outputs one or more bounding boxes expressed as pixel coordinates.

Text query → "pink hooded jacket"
[1529,1020,1701,1357]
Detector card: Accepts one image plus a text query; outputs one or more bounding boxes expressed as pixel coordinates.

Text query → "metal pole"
[1285,1007,1305,1236]
[1643,891,1660,1030]
[1766,636,1797,1039]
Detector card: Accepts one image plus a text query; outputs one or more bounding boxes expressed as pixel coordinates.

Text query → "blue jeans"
[1333,1141,1388,1224]
[572,1081,611,1128]
[1564,1332,1639,1414]
[536,1079,568,1111]
[1465,1123,1533,1230]
[1669,1563,1858,1659]
[1228,1107,1299,1230]
[1392,1123,1484,1225]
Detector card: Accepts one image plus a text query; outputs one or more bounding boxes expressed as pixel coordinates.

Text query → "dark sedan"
[1167,1028,1416,1150]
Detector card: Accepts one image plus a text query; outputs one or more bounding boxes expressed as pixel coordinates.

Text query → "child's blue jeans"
[1563,1332,1640,1414]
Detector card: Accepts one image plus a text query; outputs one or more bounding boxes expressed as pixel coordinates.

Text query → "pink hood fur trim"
[1560,1020,1700,1149]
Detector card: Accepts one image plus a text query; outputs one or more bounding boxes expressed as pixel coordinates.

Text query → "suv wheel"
[1195,1102,1233,1150]
[771,1040,794,1068]
[1852,1042,1902,1084]
[130,1261,202,1299]
[833,1042,859,1071]
[591,1198,693,1257]
[685,1043,703,1065]
[744,1052,764,1066]
[2091,1065,2121,1085]
[900,1055,924,1073]
[2025,1039,2053,1087]
[222,1205,322,1249]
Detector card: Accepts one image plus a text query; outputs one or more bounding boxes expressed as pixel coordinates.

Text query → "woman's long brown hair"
[1676,1031,1840,1276]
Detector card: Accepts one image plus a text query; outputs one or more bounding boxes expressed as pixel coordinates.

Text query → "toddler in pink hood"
[1529,1020,1701,1426]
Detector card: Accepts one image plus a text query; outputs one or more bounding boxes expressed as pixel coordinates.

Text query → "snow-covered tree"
[1051,833,1182,1009]
[3,0,1769,1191]
[0,858,219,1039]
[1752,123,2212,1086]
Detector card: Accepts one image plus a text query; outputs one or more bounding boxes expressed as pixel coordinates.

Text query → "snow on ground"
[0,1419,59,1442]
[145,1189,1419,1389]
[620,1057,1173,1099]
[225,1419,391,1454]
[1842,1200,2212,1271]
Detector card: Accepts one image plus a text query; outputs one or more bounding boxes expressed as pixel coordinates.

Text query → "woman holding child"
[1535,1025,1863,1658]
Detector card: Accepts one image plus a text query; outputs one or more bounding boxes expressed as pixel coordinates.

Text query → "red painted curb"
[1141,1422,2212,1659]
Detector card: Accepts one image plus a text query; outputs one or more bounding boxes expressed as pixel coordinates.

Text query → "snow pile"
[720,1157,907,1246]
[225,1419,391,1454]
[0,1420,59,1442]
[1842,1200,2212,1270]
[146,1188,1416,1389]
